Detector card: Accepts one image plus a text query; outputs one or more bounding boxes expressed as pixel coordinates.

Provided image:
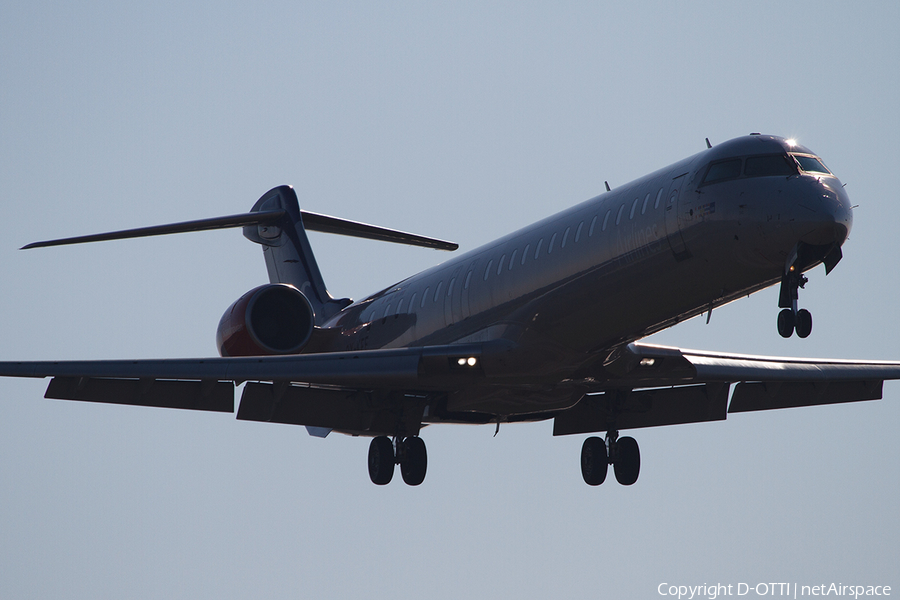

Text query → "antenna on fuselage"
[705,137,712,149]
[604,181,611,192]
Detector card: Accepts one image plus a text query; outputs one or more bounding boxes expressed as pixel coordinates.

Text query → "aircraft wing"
[552,343,900,436]
[2,340,899,437]
[0,342,502,434]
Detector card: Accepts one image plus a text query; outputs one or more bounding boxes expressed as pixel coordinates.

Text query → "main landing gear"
[777,260,812,339]
[581,431,640,486]
[368,435,427,486]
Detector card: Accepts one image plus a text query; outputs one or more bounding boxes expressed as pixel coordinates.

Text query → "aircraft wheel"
[777,309,795,338]
[581,436,608,486]
[400,436,427,486]
[795,309,812,338]
[613,436,640,486]
[368,436,395,485]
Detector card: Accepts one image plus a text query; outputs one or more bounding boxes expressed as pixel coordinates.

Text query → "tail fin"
[242,186,351,324]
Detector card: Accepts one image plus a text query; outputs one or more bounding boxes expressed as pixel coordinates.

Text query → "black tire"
[368,436,395,485]
[777,308,795,338]
[400,436,427,486]
[795,309,812,338]
[614,436,640,486]
[581,436,608,486]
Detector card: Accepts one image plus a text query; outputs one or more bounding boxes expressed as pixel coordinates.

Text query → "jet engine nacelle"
[216,284,315,357]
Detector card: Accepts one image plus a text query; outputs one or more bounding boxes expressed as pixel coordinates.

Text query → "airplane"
[3,133,899,487]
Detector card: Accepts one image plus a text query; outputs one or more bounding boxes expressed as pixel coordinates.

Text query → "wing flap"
[45,377,234,412]
[553,383,729,436]
[728,380,882,413]
[237,383,421,437]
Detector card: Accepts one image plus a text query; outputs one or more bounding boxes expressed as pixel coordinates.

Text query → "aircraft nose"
[795,177,852,248]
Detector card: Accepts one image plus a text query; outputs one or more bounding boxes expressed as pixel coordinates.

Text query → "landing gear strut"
[367,435,428,486]
[580,431,640,486]
[777,256,812,339]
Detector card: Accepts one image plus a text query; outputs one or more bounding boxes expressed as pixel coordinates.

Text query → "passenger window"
[641,193,650,214]
[421,288,429,307]
[484,260,493,280]
[561,227,570,248]
[464,271,472,290]
[575,221,583,243]
[548,232,557,254]
[602,209,611,231]
[409,293,417,312]
[447,277,455,296]
[397,298,406,314]
[509,249,517,270]
[616,204,625,225]
[434,282,443,301]
[497,254,506,274]
[521,244,530,264]
[654,188,663,209]
[629,198,639,219]
[534,239,543,259]
[702,159,742,184]
[383,304,391,319]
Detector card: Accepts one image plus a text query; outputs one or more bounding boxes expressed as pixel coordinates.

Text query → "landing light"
[639,358,655,367]
[456,357,479,367]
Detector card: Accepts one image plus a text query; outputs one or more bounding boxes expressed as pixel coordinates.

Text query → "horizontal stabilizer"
[22,211,286,249]
[300,211,458,250]
[23,208,458,251]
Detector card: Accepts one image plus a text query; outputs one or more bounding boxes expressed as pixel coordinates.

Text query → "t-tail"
[22,185,458,330]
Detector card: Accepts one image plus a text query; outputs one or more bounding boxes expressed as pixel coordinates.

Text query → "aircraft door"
[664,173,689,258]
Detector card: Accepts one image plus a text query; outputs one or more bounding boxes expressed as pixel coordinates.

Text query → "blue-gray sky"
[1,1,898,598]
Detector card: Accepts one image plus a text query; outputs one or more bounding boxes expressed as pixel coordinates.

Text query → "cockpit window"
[744,154,797,177]
[792,154,831,175]
[702,159,742,184]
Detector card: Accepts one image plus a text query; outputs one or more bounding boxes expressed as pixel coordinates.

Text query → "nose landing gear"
[778,306,812,338]
[777,254,813,338]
